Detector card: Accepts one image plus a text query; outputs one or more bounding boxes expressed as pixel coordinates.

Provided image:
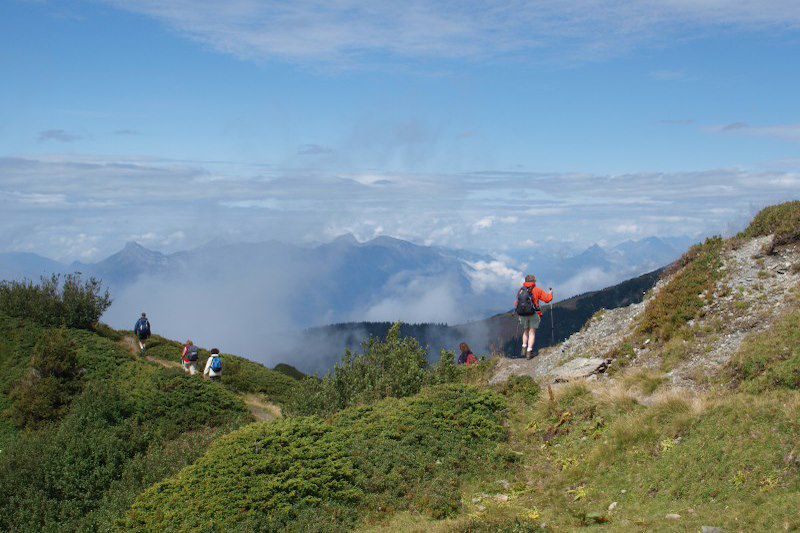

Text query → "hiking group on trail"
[133,313,223,380]
[132,272,553,376]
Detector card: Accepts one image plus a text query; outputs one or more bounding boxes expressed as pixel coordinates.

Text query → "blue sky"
[1,0,799,261]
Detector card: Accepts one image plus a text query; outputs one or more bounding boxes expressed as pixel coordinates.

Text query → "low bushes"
[741,200,800,245]
[7,329,82,428]
[0,274,111,330]
[124,384,509,531]
[0,317,251,532]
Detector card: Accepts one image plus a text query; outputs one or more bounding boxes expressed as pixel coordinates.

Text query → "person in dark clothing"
[458,342,478,366]
[134,312,151,354]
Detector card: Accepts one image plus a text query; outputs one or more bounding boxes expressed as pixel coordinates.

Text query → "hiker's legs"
[526,328,536,351]
[189,363,197,376]
[138,339,145,351]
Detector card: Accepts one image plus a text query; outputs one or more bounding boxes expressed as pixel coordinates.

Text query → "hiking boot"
[521,347,527,358]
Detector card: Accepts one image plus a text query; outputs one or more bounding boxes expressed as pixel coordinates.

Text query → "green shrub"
[638,237,724,343]
[218,355,299,405]
[741,200,800,245]
[286,323,429,416]
[7,329,82,428]
[0,274,111,330]
[273,362,306,380]
[496,375,541,405]
[124,384,509,531]
[426,349,463,385]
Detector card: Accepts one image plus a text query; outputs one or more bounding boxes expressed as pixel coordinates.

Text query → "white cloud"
[101,1,800,66]
[473,216,495,231]
[711,123,800,142]
[465,260,522,294]
[472,215,518,233]
[614,223,640,234]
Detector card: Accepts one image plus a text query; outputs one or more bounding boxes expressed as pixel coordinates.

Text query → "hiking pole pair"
[549,287,555,346]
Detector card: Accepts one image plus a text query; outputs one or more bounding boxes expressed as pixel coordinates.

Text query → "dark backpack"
[515,287,539,316]
[186,345,199,362]
[210,356,222,372]
[135,319,150,338]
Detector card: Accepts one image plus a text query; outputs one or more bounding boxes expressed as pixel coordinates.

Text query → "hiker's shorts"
[518,314,541,330]
[183,361,197,375]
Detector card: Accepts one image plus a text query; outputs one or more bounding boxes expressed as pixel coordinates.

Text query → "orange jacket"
[516,282,553,308]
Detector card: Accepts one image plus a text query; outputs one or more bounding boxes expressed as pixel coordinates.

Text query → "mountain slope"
[0,310,298,532]
[119,201,800,532]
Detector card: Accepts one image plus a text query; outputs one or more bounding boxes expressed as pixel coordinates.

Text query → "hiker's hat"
[525,274,536,283]
[141,312,146,317]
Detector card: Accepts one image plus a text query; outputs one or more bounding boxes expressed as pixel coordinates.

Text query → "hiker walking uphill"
[204,348,223,381]
[515,274,553,359]
[181,340,199,375]
[133,312,151,354]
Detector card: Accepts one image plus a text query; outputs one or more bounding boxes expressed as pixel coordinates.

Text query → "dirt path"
[120,336,182,369]
[121,335,281,421]
[243,394,282,422]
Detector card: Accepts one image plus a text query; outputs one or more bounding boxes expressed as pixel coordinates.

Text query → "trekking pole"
[549,287,555,345]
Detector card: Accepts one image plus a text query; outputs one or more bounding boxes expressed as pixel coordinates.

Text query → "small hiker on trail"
[203,348,222,381]
[181,340,199,376]
[133,312,151,354]
[514,274,553,359]
[457,342,478,366]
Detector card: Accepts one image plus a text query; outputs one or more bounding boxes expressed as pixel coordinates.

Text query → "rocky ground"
[667,235,800,388]
[491,234,800,388]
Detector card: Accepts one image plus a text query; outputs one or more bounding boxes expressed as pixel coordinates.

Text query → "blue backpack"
[210,356,222,372]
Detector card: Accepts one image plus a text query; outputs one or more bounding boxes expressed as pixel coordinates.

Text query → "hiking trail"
[121,335,282,422]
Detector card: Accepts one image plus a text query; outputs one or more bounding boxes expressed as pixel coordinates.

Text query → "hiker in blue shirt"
[133,312,151,354]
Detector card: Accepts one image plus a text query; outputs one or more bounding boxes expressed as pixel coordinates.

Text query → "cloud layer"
[1,154,798,261]
[105,1,800,66]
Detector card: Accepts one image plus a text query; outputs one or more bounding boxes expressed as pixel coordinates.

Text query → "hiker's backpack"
[186,345,200,362]
[210,356,222,372]
[136,319,150,337]
[515,287,539,316]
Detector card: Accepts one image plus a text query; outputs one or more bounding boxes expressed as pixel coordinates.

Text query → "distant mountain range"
[0,233,694,368]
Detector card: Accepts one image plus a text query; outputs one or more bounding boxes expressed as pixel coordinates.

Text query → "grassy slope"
[0,316,296,532]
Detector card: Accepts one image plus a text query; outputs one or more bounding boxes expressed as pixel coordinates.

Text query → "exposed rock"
[665,513,681,520]
[551,358,610,382]
[608,501,618,512]
[701,527,724,533]
[489,235,800,390]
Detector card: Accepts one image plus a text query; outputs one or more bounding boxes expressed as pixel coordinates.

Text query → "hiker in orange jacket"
[514,274,553,359]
